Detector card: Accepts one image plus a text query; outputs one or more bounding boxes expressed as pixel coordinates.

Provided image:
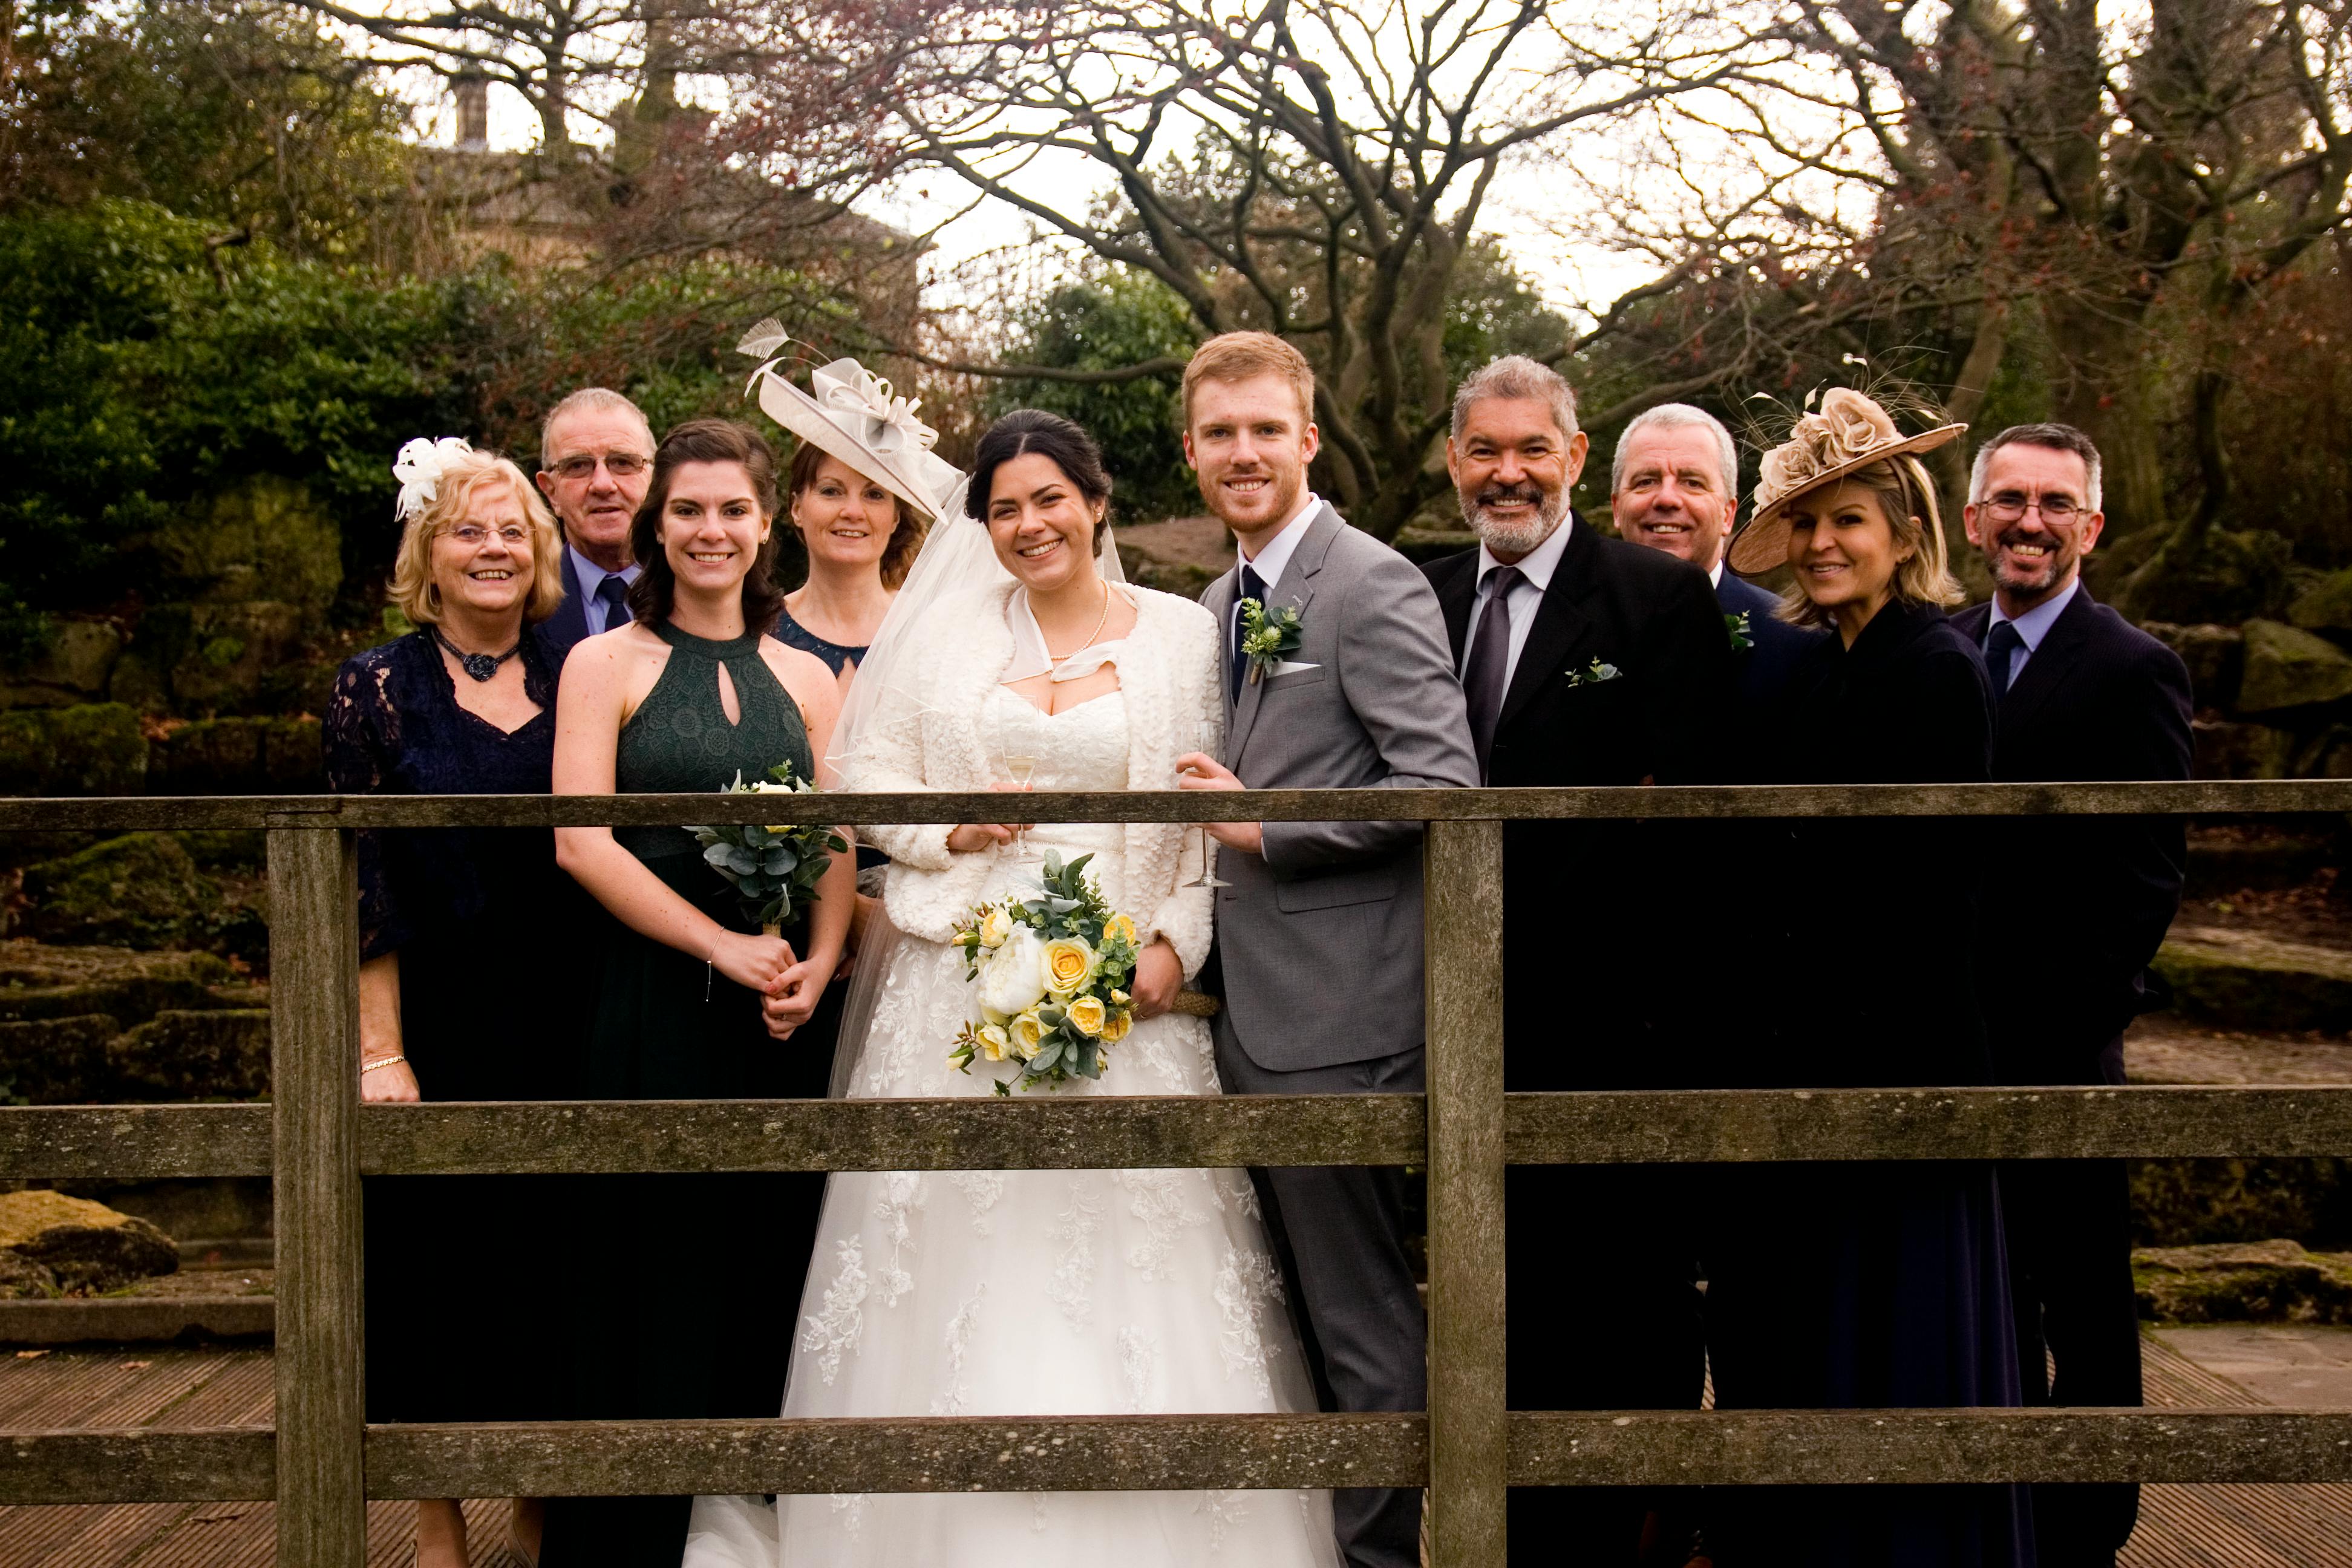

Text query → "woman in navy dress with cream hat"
[1704,389,2034,1567]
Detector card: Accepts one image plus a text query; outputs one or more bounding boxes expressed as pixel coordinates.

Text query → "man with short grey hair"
[1953,420,2190,1568]
[534,387,656,661]
[1423,356,1735,1566]
[1609,402,1821,731]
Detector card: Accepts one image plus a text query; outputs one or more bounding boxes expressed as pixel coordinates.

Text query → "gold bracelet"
[361,1054,407,1073]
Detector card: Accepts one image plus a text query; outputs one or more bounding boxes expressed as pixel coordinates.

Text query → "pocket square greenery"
[1725,611,1754,652]
[1566,658,1623,687]
[686,762,849,936]
[1237,596,1305,684]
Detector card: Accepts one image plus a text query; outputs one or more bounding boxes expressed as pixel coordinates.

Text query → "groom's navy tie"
[1230,562,1268,704]
[1462,563,1521,779]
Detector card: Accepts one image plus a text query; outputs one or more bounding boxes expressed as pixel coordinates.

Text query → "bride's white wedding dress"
[683,596,1341,1568]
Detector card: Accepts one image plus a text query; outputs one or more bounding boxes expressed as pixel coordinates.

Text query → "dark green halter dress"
[543,622,842,1568]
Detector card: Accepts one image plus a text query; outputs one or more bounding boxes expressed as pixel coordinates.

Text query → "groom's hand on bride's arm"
[1175,753,1263,856]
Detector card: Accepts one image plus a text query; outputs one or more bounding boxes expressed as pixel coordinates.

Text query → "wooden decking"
[0,1335,2344,1564]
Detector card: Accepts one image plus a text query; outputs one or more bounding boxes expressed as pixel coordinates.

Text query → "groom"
[1177,332,1479,1568]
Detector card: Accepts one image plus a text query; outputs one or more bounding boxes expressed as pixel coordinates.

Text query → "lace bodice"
[980,682,1132,905]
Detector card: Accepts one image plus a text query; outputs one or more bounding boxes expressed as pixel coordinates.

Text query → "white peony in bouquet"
[949,850,1140,1094]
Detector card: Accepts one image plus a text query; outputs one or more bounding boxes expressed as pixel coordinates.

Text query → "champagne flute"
[1180,719,1230,888]
[991,703,1043,867]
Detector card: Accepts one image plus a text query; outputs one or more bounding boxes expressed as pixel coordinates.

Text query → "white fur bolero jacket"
[841,580,1223,979]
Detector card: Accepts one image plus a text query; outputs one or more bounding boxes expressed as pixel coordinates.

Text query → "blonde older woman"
[324,439,587,1568]
[1704,390,2029,1567]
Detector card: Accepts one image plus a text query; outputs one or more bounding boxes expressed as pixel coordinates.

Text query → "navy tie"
[1985,619,2025,691]
[595,574,633,635]
[1462,565,1522,779]
[1230,563,1267,704]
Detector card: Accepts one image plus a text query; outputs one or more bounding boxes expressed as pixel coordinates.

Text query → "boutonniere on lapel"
[1238,596,1306,684]
[1565,658,1624,687]
[1725,611,1753,652]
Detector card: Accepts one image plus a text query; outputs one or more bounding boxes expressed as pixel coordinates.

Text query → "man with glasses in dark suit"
[534,388,656,662]
[1952,422,2194,1568]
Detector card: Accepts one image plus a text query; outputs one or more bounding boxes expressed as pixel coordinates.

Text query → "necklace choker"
[432,627,523,683]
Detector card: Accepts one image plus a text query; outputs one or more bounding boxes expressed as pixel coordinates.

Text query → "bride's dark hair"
[969,409,1114,557]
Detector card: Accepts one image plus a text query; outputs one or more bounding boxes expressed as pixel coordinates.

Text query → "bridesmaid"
[773,440,929,682]
[1705,390,2031,1567]
[325,439,587,1568]
[770,436,932,962]
[541,418,855,1568]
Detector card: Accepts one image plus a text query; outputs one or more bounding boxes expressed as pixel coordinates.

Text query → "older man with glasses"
[533,387,656,662]
[1953,422,2194,1568]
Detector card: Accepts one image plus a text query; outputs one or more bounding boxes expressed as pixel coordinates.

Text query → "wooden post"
[269,826,365,1568]
[1422,818,1506,1565]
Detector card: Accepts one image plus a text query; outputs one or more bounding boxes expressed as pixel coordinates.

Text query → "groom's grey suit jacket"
[1201,503,1478,1074]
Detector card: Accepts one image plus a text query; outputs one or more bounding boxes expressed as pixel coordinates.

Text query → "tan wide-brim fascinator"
[1726,388,1965,575]
[739,321,962,521]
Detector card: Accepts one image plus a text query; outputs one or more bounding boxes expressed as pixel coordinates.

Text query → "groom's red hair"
[1182,332,1316,431]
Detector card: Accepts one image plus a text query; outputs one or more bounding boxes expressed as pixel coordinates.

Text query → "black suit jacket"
[1950,585,2195,1077]
[534,546,593,667]
[1424,517,1736,1089]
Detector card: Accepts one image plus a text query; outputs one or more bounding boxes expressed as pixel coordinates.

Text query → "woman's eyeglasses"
[551,452,650,481]
[1980,492,2085,524]
[440,524,531,547]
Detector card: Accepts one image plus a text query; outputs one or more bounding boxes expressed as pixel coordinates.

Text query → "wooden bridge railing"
[2,780,2350,1567]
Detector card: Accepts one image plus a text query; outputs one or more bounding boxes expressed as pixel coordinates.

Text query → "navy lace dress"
[324,630,594,1426]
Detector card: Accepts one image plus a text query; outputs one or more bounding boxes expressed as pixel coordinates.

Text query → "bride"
[683,407,1341,1567]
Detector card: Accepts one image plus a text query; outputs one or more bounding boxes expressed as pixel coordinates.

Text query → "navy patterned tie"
[1230,563,1267,704]
[595,574,633,634]
[1985,619,2024,692]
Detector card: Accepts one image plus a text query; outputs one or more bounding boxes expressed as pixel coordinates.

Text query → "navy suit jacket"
[1717,570,1821,720]
[1950,586,2194,1076]
[535,546,593,667]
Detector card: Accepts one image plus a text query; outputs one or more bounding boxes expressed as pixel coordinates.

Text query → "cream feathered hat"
[1726,388,1965,575]
[738,321,962,521]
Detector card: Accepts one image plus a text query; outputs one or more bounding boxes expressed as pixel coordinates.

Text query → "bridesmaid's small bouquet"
[687,762,849,937]
[949,850,1140,1095]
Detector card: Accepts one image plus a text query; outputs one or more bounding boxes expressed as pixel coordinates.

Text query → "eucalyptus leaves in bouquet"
[687,762,849,937]
[949,850,1141,1095]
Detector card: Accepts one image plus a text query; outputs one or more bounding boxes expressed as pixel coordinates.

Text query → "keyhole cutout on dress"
[714,659,742,727]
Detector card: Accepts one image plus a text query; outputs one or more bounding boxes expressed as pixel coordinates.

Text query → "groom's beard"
[1465,482,1569,557]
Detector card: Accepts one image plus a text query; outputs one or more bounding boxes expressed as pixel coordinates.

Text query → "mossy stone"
[0,1189,176,1296]
[108,1009,270,1100]
[2237,618,2352,714]
[18,833,223,950]
[2290,567,2352,638]
[148,474,342,615]
[0,704,148,795]
[2134,1238,2352,1324]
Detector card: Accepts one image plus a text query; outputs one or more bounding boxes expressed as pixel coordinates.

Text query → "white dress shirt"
[1984,576,2080,690]
[1229,491,1322,642]
[569,544,643,637]
[1707,560,1724,589]
[1462,515,1573,695]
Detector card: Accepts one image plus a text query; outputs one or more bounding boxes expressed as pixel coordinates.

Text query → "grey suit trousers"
[1214,1021,1426,1568]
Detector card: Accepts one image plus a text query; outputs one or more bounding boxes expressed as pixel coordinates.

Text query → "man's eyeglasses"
[1981,492,2085,524]
[550,452,650,482]
[440,524,532,547]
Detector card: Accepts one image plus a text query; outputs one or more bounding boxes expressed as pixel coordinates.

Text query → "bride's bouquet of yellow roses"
[949,849,1140,1095]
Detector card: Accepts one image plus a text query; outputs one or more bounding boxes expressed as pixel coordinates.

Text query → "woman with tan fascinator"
[1703,390,2033,1566]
